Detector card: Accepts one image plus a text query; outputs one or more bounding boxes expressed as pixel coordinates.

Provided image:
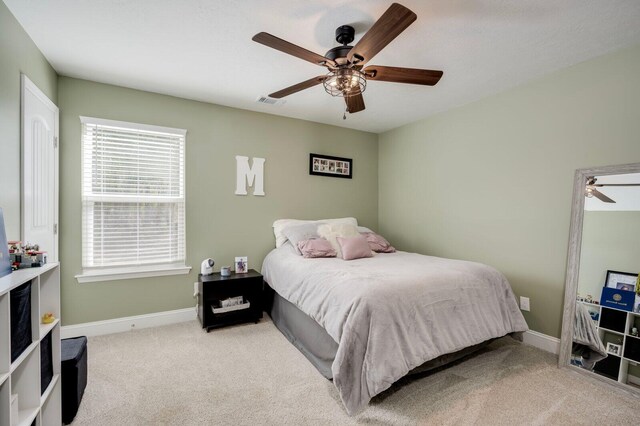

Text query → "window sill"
[75,265,192,283]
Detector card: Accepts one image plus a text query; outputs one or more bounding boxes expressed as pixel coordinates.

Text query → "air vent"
[256,96,285,106]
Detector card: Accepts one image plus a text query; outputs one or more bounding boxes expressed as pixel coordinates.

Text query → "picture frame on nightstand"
[235,256,248,273]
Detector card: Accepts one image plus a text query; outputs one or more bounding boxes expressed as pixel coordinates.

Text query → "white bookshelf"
[577,300,640,387]
[0,263,61,426]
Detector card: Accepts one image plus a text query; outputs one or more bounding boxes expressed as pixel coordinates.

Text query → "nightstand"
[197,269,263,332]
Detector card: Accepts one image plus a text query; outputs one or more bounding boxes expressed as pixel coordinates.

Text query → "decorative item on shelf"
[7,240,20,252]
[8,240,47,270]
[632,327,639,337]
[41,312,56,324]
[200,258,215,275]
[585,294,594,303]
[309,153,352,179]
[220,266,231,277]
[605,270,638,291]
[600,287,635,312]
[606,342,622,356]
[235,257,248,274]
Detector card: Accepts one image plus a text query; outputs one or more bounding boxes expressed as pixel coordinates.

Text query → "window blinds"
[81,117,186,269]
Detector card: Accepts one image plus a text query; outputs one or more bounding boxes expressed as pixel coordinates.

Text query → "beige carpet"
[71,317,640,425]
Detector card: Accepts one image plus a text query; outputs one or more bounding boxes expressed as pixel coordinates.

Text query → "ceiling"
[5,0,640,133]
[585,173,640,211]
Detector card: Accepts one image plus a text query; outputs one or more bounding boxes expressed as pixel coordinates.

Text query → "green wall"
[0,2,57,239]
[58,77,378,325]
[379,44,640,338]
[578,211,640,299]
[4,0,640,335]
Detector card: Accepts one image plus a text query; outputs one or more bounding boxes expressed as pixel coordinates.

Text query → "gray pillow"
[282,223,322,255]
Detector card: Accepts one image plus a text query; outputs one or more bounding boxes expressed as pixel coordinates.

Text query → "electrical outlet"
[520,296,530,312]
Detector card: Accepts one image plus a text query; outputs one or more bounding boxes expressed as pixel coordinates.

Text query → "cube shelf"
[0,263,61,426]
[575,301,640,386]
[0,379,9,426]
[41,377,61,426]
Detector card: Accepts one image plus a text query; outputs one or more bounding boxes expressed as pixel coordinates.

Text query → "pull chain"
[343,107,348,120]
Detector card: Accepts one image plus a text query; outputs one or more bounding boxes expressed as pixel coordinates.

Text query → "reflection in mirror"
[571,171,640,388]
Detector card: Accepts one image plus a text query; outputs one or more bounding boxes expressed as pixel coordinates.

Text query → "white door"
[21,75,59,261]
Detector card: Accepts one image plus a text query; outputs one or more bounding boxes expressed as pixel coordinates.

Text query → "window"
[77,117,189,283]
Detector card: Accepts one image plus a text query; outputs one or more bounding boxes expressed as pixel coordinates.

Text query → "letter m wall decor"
[235,156,265,196]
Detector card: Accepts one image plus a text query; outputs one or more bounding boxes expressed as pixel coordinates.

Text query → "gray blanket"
[262,245,528,415]
[572,303,607,369]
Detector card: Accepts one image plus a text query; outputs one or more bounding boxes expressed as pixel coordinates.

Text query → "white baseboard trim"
[628,375,640,386]
[61,307,197,339]
[522,330,560,355]
[62,307,562,356]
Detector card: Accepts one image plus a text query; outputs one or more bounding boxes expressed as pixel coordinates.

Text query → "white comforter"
[262,245,528,415]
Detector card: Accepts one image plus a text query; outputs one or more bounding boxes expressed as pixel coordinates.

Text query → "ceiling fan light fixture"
[323,68,366,97]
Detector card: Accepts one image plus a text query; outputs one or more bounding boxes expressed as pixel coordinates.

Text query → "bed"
[261,232,528,415]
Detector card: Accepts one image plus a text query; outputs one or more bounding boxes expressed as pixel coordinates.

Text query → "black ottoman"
[62,336,88,425]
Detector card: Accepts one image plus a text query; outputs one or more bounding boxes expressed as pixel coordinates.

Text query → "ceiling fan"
[252,3,443,116]
[585,177,640,203]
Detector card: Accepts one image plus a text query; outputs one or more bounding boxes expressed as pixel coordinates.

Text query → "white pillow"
[282,223,321,255]
[317,223,359,258]
[273,217,357,248]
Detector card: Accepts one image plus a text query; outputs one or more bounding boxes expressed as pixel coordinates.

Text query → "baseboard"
[61,307,561,355]
[628,375,640,386]
[61,307,197,339]
[522,330,560,355]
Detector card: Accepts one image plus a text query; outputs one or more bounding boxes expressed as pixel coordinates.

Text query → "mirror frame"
[559,162,640,388]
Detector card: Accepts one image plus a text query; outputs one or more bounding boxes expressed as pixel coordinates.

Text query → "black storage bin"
[624,336,640,362]
[599,307,626,333]
[41,331,53,394]
[593,354,621,380]
[10,281,33,362]
[62,336,88,425]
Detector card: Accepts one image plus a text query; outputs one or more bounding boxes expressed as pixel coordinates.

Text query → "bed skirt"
[263,282,493,380]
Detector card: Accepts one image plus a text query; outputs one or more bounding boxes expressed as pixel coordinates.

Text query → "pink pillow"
[361,232,396,253]
[297,238,337,258]
[337,235,374,261]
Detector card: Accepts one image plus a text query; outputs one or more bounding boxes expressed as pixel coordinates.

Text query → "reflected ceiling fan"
[252,3,443,117]
[585,177,640,203]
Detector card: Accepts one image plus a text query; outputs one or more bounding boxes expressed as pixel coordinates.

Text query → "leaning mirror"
[560,162,640,393]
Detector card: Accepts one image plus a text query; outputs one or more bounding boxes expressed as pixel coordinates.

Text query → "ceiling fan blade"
[592,188,616,203]
[347,3,417,65]
[252,32,336,68]
[594,183,640,187]
[345,93,365,114]
[269,76,325,99]
[364,65,443,86]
